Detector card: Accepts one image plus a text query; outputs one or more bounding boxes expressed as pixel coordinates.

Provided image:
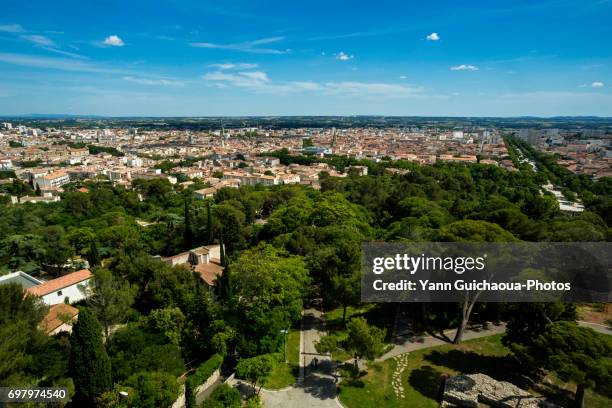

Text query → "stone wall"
[170,369,221,408]
[441,373,562,408]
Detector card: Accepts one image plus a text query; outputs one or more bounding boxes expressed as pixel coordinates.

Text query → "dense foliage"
[0,144,609,406]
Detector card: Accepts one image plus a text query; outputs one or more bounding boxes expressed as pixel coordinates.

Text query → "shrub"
[200,384,241,408]
[185,353,223,408]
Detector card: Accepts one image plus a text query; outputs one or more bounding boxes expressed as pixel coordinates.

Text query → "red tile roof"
[39,303,79,334]
[194,260,224,286]
[27,269,92,297]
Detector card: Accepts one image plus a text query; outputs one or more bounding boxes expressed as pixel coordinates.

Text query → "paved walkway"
[378,322,507,361]
[263,308,340,407]
[579,320,612,336]
[230,308,341,408]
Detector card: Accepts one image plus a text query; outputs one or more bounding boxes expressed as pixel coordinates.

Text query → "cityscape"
[1,1,611,408]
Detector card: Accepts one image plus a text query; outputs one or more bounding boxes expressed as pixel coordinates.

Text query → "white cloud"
[399,75,408,79]
[191,36,287,54]
[0,24,24,33]
[40,47,88,59]
[238,71,269,81]
[122,76,184,86]
[426,32,440,41]
[323,81,421,97]
[103,35,124,47]
[202,69,422,98]
[335,51,354,61]
[591,81,604,88]
[208,62,258,70]
[0,52,127,74]
[580,63,602,70]
[202,70,270,88]
[21,34,55,46]
[450,64,479,71]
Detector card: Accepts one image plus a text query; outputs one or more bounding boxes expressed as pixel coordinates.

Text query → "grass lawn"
[338,334,611,408]
[264,328,300,389]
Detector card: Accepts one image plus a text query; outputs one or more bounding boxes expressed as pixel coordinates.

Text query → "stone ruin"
[441,373,562,408]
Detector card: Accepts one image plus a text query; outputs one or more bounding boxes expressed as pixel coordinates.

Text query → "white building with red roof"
[26,269,93,305]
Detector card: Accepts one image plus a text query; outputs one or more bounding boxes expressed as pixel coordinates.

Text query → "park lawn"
[264,328,300,390]
[338,334,611,408]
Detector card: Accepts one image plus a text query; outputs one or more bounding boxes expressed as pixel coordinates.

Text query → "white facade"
[40,279,91,305]
[34,172,70,189]
[0,158,13,169]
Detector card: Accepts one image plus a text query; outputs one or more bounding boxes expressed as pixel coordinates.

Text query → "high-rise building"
[519,128,541,146]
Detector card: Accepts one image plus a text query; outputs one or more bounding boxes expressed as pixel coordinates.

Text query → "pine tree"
[69,309,112,406]
[183,198,195,248]
[35,183,42,196]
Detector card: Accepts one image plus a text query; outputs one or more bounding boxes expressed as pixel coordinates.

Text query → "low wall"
[170,369,221,408]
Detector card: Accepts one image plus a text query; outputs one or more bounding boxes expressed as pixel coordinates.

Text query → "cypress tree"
[218,241,232,300]
[86,239,100,267]
[184,198,194,248]
[207,200,213,244]
[69,309,112,406]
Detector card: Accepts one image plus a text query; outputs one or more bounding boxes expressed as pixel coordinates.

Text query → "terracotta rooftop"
[39,303,79,334]
[194,259,224,286]
[27,269,92,297]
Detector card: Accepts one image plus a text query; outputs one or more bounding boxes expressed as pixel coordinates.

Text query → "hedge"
[185,353,223,408]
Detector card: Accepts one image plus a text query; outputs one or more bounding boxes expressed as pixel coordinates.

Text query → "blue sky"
[0,0,611,116]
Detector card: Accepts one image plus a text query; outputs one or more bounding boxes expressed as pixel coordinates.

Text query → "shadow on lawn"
[423,349,529,388]
[325,305,395,336]
[408,365,446,400]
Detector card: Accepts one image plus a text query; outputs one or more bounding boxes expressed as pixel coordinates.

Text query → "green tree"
[87,239,101,267]
[0,234,47,275]
[107,324,186,382]
[314,335,338,355]
[42,226,73,275]
[70,309,112,406]
[84,267,136,341]
[236,354,277,394]
[435,220,516,344]
[0,284,47,386]
[517,321,612,408]
[345,317,386,368]
[147,307,185,346]
[232,244,310,355]
[503,302,577,347]
[184,198,195,248]
[308,239,360,324]
[201,383,242,408]
[213,203,247,253]
[207,200,214,244]
[123,371,180,408]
